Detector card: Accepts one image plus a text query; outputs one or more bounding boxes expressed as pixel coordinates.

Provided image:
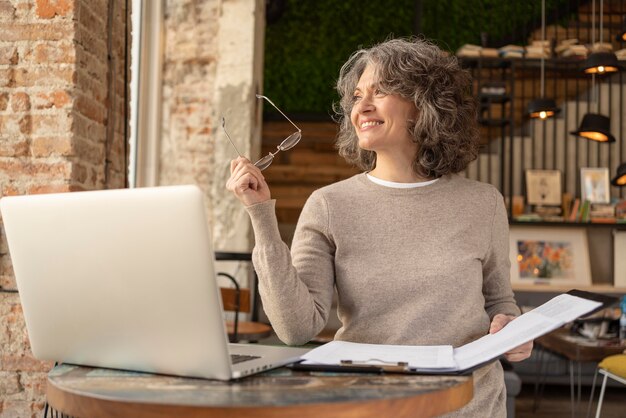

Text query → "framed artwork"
[525,170,562,206]
[580,167,610,204]
[509,226,591,286]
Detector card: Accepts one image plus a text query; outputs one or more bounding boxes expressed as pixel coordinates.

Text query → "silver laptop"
[0,185,308,380]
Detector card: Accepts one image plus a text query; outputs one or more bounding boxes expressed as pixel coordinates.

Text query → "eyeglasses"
[221,95,302,171]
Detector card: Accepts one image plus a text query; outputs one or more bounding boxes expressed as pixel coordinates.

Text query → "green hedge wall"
[263,0,573,116]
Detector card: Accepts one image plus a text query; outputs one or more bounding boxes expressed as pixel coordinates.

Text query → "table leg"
[569,360,576,418]
[577,361,582,411]
[586,368,599,418]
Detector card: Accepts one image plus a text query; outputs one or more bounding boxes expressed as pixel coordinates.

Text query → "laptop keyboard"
[231,354,261,364]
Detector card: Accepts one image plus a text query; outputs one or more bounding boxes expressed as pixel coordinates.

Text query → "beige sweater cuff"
[244,199,282,245]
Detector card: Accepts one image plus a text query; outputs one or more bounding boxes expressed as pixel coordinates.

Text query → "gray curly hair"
[334,37,479,178]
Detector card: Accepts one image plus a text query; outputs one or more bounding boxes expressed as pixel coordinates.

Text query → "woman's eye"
[352,95,361,102]
[374,88,385,96]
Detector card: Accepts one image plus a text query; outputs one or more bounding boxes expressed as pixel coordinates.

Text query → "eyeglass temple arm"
[256,94,301,132]
[221,117,243,157]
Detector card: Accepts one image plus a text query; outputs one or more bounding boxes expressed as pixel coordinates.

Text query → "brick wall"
[0,0,130,416]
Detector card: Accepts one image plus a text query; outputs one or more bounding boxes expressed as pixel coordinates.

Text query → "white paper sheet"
[302,341,456,369]
[301,293,602,372]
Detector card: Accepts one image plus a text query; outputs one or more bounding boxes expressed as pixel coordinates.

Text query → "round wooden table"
[47,364,473,418]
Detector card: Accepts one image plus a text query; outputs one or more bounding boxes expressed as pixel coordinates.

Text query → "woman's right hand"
[226,157,271,207]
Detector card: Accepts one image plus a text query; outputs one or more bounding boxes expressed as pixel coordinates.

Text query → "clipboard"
[292,290,614,377]
[289,359,494,376]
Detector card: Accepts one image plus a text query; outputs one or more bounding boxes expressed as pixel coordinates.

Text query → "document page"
[454,294,601,370]
[531,293,602,323]
[453,312,561,370]
[301,340,456,369]
[301,293,602,372]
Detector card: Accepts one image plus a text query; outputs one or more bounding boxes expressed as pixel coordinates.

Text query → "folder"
[293,291,618,375]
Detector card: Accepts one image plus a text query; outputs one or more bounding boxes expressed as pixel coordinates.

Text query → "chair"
[215,252,272,343]
[587,353,626,418]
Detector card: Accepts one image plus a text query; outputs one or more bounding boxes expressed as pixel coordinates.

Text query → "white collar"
[366,173,439,189]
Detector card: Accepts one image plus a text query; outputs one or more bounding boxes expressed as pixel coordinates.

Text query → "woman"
[226,37,532,416]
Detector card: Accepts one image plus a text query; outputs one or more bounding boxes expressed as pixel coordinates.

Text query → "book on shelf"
[562,193,573,220]
[590,203,616,223]
[456,44,499,58]
[580,200,591,222]
[568,199,580,222]
[499,44,524,59]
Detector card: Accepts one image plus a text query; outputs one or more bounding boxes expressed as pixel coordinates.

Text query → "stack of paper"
[302,294,602,373]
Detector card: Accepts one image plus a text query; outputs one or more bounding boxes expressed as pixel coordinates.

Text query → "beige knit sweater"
[246,173,521,417]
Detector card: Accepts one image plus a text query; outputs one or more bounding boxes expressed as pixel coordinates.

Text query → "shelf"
[512,283,626,294]
[510,220,626,229]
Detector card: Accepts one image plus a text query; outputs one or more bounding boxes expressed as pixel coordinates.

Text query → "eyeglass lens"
[254,131,302,170]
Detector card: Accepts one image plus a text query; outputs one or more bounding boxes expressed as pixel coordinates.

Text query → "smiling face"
[350,65,418,154]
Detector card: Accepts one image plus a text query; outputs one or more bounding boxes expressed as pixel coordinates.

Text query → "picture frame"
[525,169,562,206]
[509,226,591,286]
[580,167,610,204]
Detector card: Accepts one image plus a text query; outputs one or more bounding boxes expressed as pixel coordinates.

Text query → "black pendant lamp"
[612,162,626,186]
[582,51,622,74]
[582,0,622,74]
[570,113,616,143]
[572,0,616,143]
[528,0,559,119]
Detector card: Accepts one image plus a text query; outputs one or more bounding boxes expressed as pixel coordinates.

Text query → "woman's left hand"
[489,314,533,362]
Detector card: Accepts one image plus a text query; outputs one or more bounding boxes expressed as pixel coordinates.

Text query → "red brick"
[0,22,73,42]
[19,371,48,400]
[33,90,72,109]
[18,114,31,134]
[27,183,80,195]
[0,184,20,197]
[0,92,9,110]
[77,0,105,33]
[76,71,106,101]
[0,159,73,179]
[0,355,52,373]
[0,372,20,397]
[30,112,73,135]
[73,135,105,164]
[0,45,18,65]
[0,273,16,291]
[11,92,31,112]
[0,139,30,157]
[13,66,75,87]
[36,0,73,19]
[30,136,73,157]
[25,42,75,64]
[0,68,16,87]
[0,1,15,20]
[75,94,106,124]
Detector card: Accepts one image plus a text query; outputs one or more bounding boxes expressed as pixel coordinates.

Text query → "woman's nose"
[355,96,374,113]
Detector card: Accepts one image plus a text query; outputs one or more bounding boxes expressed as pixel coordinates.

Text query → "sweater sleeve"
[244,192,336,345]
[482,188,521,319]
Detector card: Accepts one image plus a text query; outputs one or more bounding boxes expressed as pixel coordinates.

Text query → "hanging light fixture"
[572,0,617,143]
[528,0,560,119]
[582,0,622,74]
[612,162,626,186]
[570,113,616,142]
